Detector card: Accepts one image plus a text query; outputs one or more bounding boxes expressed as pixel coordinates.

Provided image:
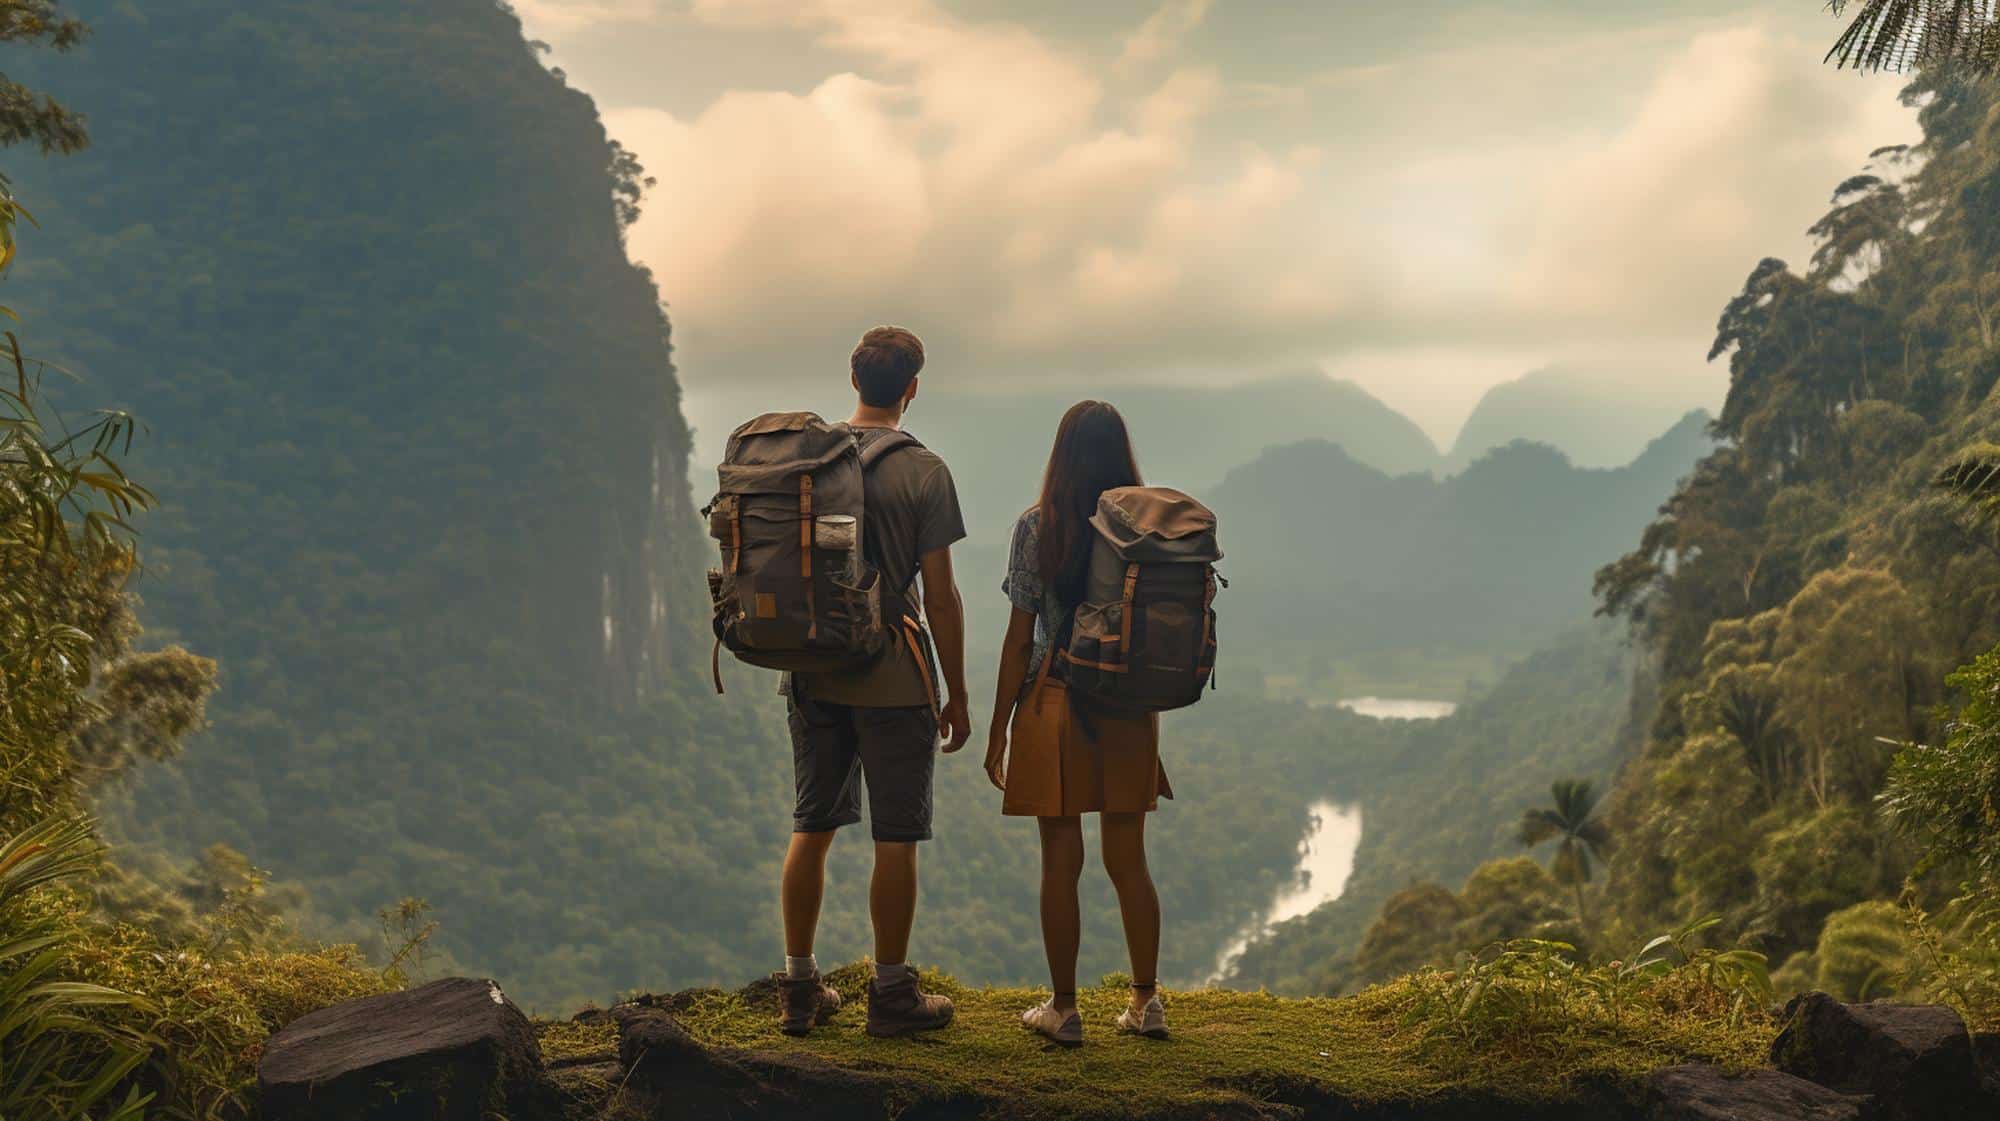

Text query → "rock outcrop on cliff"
[257,972,2000,1121]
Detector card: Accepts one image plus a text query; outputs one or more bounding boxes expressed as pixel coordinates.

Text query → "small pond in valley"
[1328,696,1459,720]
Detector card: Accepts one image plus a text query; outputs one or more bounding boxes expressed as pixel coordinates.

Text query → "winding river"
[1208,799,1365,983]
[1205,696,1458,983]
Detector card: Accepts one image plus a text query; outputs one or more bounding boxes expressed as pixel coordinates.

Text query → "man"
[776,325,974,1038]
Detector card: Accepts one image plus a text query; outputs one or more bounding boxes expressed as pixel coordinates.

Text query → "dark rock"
[612,1004,711,1082]
[1648,1064,1868,1121]
[608,1000,987,1120]
[260,977,553,1121]
[1771,993,1982,1120]
[1977,1033,2000,1104]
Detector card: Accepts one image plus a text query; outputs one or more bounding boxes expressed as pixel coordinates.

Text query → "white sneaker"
[1116,994,1168,1040]
[1021,1000,1083,1047]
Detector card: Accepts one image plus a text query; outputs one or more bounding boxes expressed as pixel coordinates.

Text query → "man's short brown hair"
[851,326,925,408]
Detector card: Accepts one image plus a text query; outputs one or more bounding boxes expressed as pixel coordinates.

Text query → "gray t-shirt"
[794,425,966,708]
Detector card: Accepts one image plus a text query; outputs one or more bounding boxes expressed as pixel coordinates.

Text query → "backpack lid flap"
[1090,486,1221,562]
[732,411,827,439]
[717,412,858,494]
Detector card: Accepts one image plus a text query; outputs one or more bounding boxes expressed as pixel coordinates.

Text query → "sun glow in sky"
[508,0,1915,447]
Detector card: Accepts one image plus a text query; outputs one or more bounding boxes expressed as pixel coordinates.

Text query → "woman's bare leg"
[1038,815,1086,1012]
[1100,811,1161,1015]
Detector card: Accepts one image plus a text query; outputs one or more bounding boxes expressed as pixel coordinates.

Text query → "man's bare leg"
[782,830,837,959]
[870,840,918,965]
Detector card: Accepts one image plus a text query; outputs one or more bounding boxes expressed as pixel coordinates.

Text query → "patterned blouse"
[1002,508,1068,679]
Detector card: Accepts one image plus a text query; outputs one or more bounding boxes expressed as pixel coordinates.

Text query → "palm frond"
[1826,1,2000,76]
[1550,779,1601,825]
[0,816,150,1121]
[1518,809,1566,847]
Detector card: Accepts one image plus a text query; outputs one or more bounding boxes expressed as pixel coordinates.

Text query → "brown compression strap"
[1199,567,1216,665]
[800,476,816,639]
[730,505,743,574]
[1118,563,1140,662]
[1059,651,1128,674]
[901,616,939,719]
[711,635,726,695]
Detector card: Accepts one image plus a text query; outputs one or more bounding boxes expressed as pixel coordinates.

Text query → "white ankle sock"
[785,954,817,980]
[872,961,907,986]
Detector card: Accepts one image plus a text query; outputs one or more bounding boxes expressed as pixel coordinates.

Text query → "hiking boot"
[864,965,954,1037]
[1022,1000,1083,1048]
[775,971,842,1037]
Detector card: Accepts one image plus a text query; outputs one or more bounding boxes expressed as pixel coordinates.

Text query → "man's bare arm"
[919,545,972,752]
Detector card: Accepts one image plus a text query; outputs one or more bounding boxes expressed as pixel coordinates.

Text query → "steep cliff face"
[16,0,700,700]
[12,0,734,1005]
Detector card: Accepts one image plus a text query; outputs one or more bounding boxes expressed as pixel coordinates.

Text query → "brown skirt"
[1001,679,1173,817]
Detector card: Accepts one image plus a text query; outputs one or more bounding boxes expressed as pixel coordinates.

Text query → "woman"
[984,400,1173,1048]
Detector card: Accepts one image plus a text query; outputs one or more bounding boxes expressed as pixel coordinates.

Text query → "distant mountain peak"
[1444,366,1725,474]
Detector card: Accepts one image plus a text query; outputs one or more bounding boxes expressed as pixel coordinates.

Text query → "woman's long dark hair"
[1036,401,1143,607]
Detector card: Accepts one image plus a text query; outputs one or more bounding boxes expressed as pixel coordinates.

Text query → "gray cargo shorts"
[787,689,938,843]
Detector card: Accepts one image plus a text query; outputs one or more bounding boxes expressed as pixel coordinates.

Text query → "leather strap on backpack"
[711,635,726,695]
[1117,563,1140,665]
[1199,566,1218,690]
[900,615,940,720]
[800,475,816,640]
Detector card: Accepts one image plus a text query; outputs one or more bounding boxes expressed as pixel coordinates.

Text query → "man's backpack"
[703,412,920,693]
[1056,486,1224,714]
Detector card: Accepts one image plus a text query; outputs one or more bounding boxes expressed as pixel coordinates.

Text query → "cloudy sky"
[509,0,1915,448]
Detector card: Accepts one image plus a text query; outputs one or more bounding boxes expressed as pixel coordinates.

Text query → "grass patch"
[61,912,390,1118]
[539,1018,621,1065]
[661,960,1775,1119]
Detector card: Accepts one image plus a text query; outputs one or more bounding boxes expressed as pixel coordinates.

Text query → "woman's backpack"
[702,412,919,693]
[1057,486,1223,713]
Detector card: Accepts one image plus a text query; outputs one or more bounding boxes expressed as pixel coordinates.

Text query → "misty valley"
[7,2,2000,1121]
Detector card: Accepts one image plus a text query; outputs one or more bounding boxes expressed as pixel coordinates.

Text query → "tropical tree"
[1518,780,1612,933]
[1772,568,1935,807]
[0,1,90,153]
[1825,1,2000,76]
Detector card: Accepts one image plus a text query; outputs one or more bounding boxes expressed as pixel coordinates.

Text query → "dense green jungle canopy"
[1231,71,2000,1008]
[9,0,737,1008]
[1589,70,2000,1001]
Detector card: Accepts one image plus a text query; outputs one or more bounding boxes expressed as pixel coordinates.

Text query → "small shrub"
[1401,917,1772,1056]
[1813,900,1910,1001]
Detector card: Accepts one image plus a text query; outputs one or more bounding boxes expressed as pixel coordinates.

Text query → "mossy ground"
[539,962,1776,1120]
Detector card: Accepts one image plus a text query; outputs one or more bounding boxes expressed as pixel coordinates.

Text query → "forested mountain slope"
[1587,73,2000,988]
[10,0,754,1007]
[1209,412,1710,689]
[1239,73,2000,1006]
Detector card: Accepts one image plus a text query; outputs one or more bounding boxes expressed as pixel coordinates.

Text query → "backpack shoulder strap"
[858,428,923,472]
